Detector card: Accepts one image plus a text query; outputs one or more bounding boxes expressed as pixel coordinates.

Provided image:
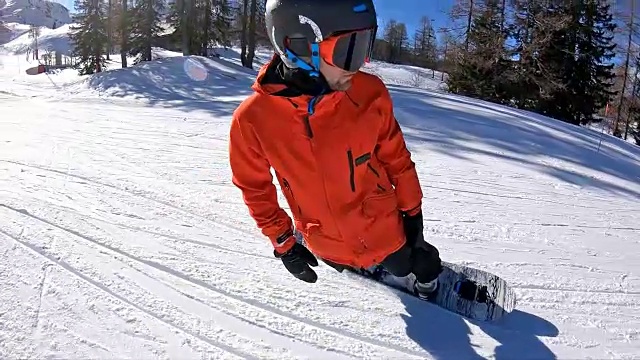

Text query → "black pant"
[322,234,442,284]
[380,234,441,283]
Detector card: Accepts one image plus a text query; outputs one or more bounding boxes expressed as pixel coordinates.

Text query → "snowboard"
[291,230,516,322]
[347,261,517,322]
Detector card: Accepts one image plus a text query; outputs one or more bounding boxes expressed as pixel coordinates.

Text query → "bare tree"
[614,0,639,138]
[106,0,112,60]
[449,0,475,51]
[245,0,258,68]
[412,16,437,68]
[382,19,410,64]
[239,0,249,66]
[121,0,128,67]
[237,0,266,68]
[28,25,40,60]
[181,0,191,55]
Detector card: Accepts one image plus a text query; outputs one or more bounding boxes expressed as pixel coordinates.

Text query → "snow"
[0,21,30,44]
[587,117,639,147]
[363,60,448,92]
[0,22,73,55]
[0,48,639,359]
[0,0,71,29]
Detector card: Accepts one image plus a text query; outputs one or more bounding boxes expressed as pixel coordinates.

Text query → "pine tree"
[210,0,234,48]
[166,0,193,55]
[538,0,617,125]
[129,0,165,63]
[509,0,571,110]
[197,0,234,55]
[165,0,182,48]
[69,0,108,75]
[446,0,510,103]
[579,1,617,124]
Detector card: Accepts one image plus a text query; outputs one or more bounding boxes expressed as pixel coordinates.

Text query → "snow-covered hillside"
[1,22,72,54]
[0,0,71,29]
[0,21,29,44]
[0,50,639,359]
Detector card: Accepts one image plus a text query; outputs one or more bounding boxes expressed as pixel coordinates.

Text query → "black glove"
[401,209,424,247]
[402,209,443,282]
[274,238,318,283]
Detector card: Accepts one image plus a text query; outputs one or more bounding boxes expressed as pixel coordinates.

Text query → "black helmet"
[265,0,378,76]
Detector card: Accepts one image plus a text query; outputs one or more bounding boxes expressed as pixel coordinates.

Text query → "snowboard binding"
[454,279,490,303]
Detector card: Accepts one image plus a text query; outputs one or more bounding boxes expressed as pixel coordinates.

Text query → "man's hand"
[274,240,319,283]
[402,209,423,247]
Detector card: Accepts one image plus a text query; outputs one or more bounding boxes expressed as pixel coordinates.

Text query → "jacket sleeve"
[375,85,423,216]
[229,111,295,253]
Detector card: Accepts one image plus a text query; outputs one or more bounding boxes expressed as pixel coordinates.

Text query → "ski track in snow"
[1,52,640,359]
[0,202,425,359]
[0,165,429,358]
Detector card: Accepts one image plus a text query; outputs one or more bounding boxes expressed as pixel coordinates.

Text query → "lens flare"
[183,58,208,81]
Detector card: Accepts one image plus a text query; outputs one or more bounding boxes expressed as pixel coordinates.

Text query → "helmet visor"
[320,28,376,72]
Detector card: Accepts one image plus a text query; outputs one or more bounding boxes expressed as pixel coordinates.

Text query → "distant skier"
[229,0,442,298]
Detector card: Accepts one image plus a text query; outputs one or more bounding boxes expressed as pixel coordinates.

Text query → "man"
[229,0,442,299]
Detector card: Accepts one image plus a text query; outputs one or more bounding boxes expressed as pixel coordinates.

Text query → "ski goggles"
[319,27,376,72]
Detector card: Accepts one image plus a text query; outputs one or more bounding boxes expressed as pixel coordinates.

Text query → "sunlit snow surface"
[1,49,639,359]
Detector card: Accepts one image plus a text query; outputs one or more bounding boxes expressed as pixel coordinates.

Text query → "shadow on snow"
[81,58,640,201]
[399,291,559,360]
[388,85,640,200]
[84,55,258,118]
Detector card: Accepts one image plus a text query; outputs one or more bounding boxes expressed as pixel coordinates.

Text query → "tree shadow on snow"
[400,292,559,359]
[84,56,258,118]
[388,85,640,200]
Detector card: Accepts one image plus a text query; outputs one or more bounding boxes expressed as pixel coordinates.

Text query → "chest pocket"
[349,147,392,194]
[345,103,392,195]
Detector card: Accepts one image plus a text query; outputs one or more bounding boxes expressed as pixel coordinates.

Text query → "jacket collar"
[253,54,334,97]
[252,54,352,115]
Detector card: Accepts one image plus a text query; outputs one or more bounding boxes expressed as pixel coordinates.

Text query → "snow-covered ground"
[588,116,639,147]
[1,49,639,359]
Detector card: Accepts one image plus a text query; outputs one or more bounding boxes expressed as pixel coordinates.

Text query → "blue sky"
[373,0,454,42]
[52,0,73,13]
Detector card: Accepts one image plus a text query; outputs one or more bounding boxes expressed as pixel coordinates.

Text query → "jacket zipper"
[303,95,321,138]
[282,178,302,216]
[302,115,313,138]
[304,96,344,239]
[347,149,356,192]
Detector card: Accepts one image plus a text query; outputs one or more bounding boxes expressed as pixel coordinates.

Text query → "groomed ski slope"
[1,50,639,360]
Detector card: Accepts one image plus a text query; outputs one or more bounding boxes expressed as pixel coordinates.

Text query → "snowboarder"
[229,0,443,299]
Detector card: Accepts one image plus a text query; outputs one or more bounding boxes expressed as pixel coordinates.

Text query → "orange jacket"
[229,56,423,269]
